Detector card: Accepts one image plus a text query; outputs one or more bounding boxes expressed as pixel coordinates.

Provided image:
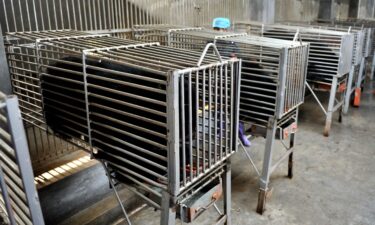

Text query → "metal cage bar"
[144,27,309,128]
[0,92,44,225]
[281,21,367,112]
[32,33,241,224]
[136,25,308,215]
[234,21,354,136]
[3,30,96,175]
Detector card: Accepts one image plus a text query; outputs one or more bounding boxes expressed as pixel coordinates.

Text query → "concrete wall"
[275,0,322,22]
[248,0,275,23]
[335,0,351,20]
[357,0,375,18]
[0,26,11,95]
[275,0,375,23]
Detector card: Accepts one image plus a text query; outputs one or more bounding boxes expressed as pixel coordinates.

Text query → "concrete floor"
[43,80,375,225]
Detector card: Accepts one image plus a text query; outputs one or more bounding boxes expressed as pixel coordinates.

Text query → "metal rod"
[101,161,132,225]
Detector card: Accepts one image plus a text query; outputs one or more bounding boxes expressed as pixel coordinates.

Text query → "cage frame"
[33,34,241,224]
[282,22,366,114]
[234,21,354,137]
[133,25,308,215]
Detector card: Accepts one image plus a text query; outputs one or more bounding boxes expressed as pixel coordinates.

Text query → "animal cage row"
[2,16,374,225]
[133,26,309,127]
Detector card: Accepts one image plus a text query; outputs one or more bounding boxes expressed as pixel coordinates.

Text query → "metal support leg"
[222,160,232,225]
[288,133,295,179]
[338,85,345,123]
[256,119,277,214]
[358,58,365,89]
[371,54,375,80]
[101,162,132,225]
[323,76,338,137]
[343,66,354,114]
[160,192,176,225]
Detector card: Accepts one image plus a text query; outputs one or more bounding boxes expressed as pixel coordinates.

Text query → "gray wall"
[0,26,11,95]
[248,0,275,23]
[357,0,375,18]
[275,0,375,23]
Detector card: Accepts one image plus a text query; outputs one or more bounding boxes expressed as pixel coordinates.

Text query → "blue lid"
[212,17,231,29]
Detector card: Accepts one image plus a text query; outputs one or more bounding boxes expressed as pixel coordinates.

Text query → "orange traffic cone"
[353,88,361,107]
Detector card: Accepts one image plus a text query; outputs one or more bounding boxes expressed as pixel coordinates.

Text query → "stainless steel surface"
[30,32,241,224]
[133,25,202,46]
[234,21,354,85]
[0,92,44,225]
[279,22,367,114]
[138,25,306,214]
[4,30,90,175]
[233,21,352,136]
[149,27,309,127]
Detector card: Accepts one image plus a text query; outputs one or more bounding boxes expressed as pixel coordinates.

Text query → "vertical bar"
[117,0,121,28]
[276,48,288,119]
[195,70,200,177]
[160,191,176,225]
[81,52,92,148]
[17,0,24,31]
[25,0,32,31]
[225,62,229,156]
[52,0,58,30]
[31,0,39,31]
[59,0,64,29]
[129,0,133,28]
[126,0,130,28]
[102,0,106,30]
[259,118,277,191]
[344,66,354,114]
[83,0,87,30]
[10,0,17,32]
[214,66,218,164]
[222,159,231,225]
[208,68,212,168]
[110,0,115,29]
[93,0,97,30]
[98,0,102,30]
[66,0,71,29]
[77,0,83,30]
[219,64,223,160]
[202,69,206,172]
[39,0,45,30]
[167,71,180,196]
[188,71,193,182]
[2,0,10,32]
[234,60,241,153]
[324,76,338,137]
[72,0,77,30]
[180,75,186,186]
[88,0,93,30]
[229,64,234,153]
